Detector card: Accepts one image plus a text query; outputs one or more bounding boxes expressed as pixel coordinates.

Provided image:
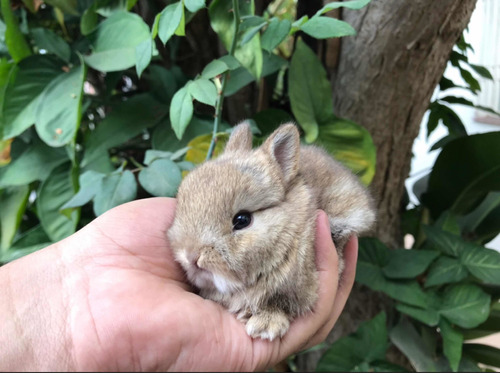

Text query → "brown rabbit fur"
[168,122,376,341]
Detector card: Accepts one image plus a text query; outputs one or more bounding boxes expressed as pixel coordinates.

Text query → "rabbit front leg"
[245,308,290,341]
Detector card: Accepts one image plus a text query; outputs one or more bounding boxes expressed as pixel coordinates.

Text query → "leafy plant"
[317,34,500,372]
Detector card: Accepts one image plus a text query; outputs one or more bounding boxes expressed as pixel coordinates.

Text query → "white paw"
[245,312,290,341]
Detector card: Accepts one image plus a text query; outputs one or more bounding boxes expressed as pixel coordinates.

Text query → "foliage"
[0,0,376,264]
[317,34,500,372]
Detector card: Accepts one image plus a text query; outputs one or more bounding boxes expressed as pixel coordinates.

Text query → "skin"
[0,197,358,372]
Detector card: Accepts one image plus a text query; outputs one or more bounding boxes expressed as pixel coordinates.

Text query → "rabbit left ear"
[224,121,253,153]
[262,123,300,184]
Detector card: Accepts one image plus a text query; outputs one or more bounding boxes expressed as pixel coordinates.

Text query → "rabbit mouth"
[188,265,239,294]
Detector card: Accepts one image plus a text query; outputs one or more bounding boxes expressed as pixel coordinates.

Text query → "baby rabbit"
[168,122,375,341]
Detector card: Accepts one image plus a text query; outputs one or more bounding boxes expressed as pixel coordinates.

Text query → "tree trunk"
[331,0,478,247]
[296,0,478,370]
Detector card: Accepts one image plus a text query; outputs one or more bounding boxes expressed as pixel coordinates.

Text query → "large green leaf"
[36,163,79,242]
[187,78,217,107]
[395,303,440,326]
[289,39,332,143]
[300,17,355,39]
[138,158,182,197]
[60,170,105,210]
[0,185,29,250]
[1,0,32,62]
[93,170,137,216]
[389,317,438,372]
[0,138,67,188]
[169,86,194,140]
[317,312,388,372]
[425,256,468,287]
[1,55,63,139]
[459,192,500,234]
[357,238,429,308]
[35,63,86,147]
[424,225,466,257]
[261,18,290,52]
[30,28,71,62]
[463,344,500,369]
[209,0,263,78]
[84,11,151,72]
[158,1,183,45]
[314,118,376,186]
[382,249,439,279]
[423,132,500,218]
[81,94,168,168]
[315,0,371,15]
[460,245,500,285]
[439,284,491,328]
[440,318,464,372]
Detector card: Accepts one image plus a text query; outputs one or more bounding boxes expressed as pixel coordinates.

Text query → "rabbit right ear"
[262,123,300,184]
[224,121,253,153]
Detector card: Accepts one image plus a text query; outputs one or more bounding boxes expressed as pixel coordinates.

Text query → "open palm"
[54,197,357,371]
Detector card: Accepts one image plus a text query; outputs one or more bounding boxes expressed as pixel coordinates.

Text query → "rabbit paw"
[245,311,290,341]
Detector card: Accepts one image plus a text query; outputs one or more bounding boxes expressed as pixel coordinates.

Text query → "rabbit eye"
[232,211,252,230]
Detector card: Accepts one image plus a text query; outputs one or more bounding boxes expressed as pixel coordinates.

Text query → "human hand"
[0,197,357,372]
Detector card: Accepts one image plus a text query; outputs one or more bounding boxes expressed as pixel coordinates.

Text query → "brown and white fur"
[168,122,376,341]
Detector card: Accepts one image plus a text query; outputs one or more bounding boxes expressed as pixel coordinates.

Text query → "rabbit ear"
[262,123,300,184]
[224,121,253,153]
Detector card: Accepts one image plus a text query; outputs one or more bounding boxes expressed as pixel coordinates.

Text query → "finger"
[274,210,340,360]
[306,235,358,347]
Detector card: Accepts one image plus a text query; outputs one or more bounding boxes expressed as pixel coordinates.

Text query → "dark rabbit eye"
[232,211,252,230]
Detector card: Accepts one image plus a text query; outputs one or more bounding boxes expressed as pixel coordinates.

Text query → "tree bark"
[296,0,478,370]
[331,0,478,247]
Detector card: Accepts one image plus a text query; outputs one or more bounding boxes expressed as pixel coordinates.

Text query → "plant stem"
[206,0,240,161]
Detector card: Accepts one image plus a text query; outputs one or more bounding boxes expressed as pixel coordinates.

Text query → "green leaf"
[209,0,263,78]
[143,149,188,165]
[84,11,151,72]
[459,192,500,233]
[461,306,500,340]
[224,52,287,96]
[439,284,491,328]
[396,303,440,326]
[138,158,182,197]
[314,118,376,186]
[289,39,332,143]
[93,170,137,216]
[184,0,205,13]
[0,138,67,188]
[389,317,438,372]
[201,59,229,79]
[80,3,98,35]
[187,78,217,106]
[467,64,493,80]
[158,1,183,44]
[382,249,439,279]
[30,28,71,62]
[82,94,168,168]
[135,38,152,78]
[169,86,194,140]
[459,67,481,94]
[0,186,29,250]
[315,0,371,15]
[440,318,464,372]
[36,163,79,242]
[357,238,429,308]
[35,63,86,147]
[460,245,500,285]
[1,0,32,62]
[11,224,50,249]
[425,256,468,287]
[261,18,291,52]
[240,21,267,46]
[463,344,500,368]
[1,55,63,139]
[301,16,356,39]
[44,0,78,15]
[185,133,229,164]
[60,170,105,210]
[317,312,388,372]
[424,225,466,257]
